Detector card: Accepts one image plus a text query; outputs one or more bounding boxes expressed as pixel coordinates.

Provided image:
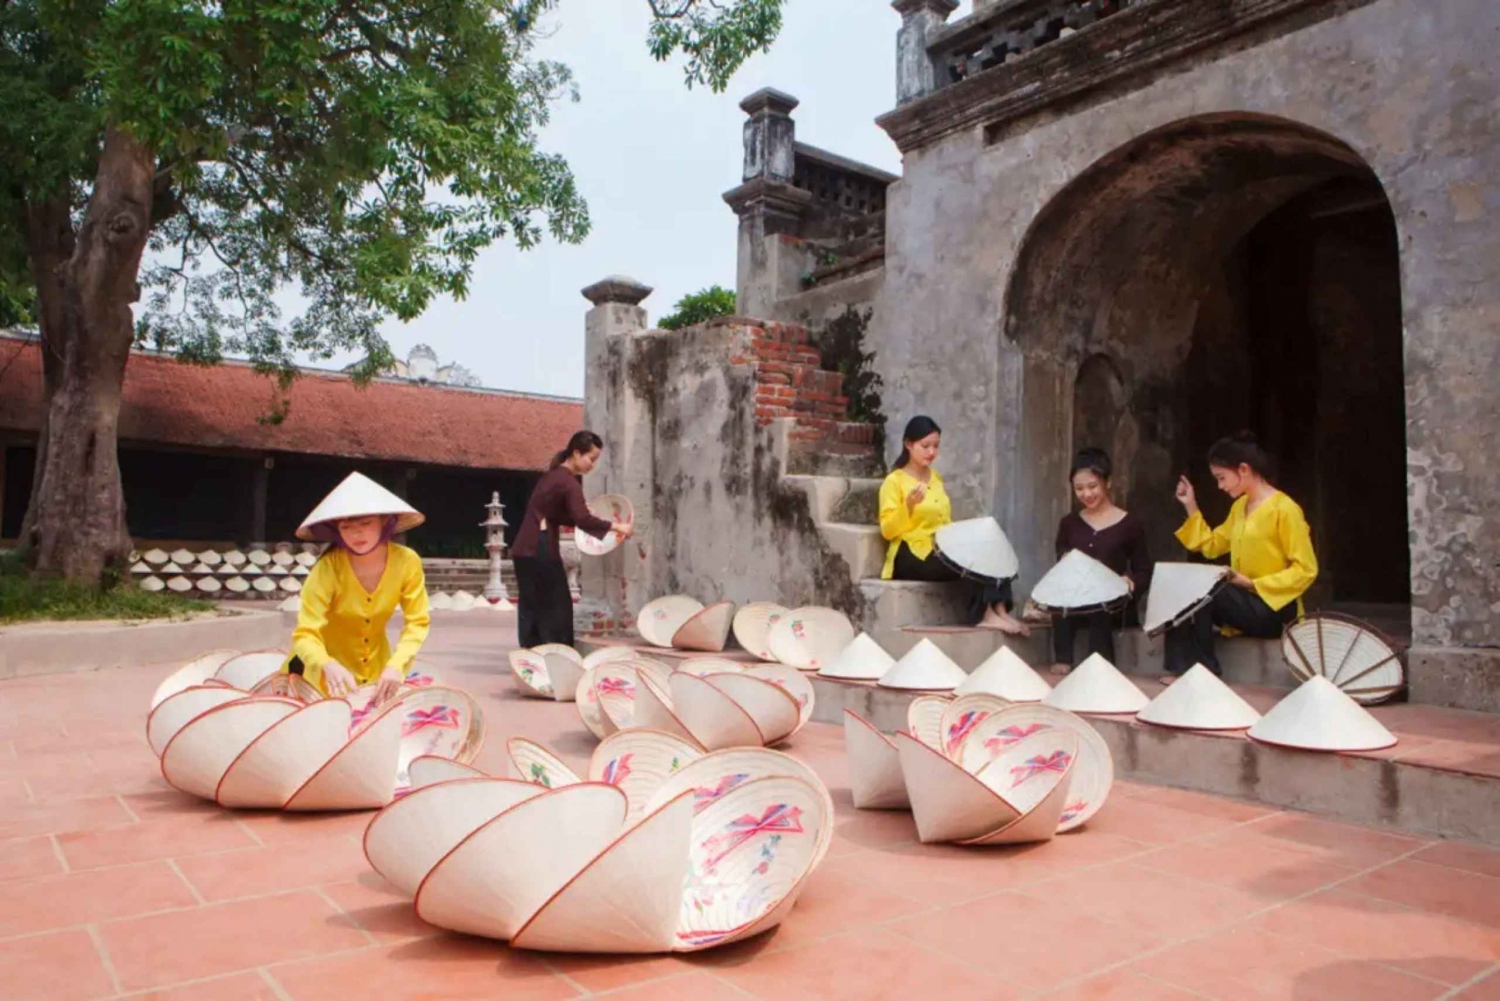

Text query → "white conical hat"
[161,562,184,574]
[271,551,295,567]
[1137,664,1261,730]
[955,646,1051,702]
[267,564,289,576]
[169,548,195,565]
[252,577,277,593]
[188,562,215,575]
[223,576,249,593]
[223,550,247,566]
[278,595,300,612]
[636,595,705,648]
[292,564,310,577]
[295,551,317,567]
[429,591,455,610]
[732,602,789,661]
[573,494,633,557]
[450,591,477,612]
[139,576,167,592]
[671,601,735,653]
[1248,675,1397,751]
[1282,614,1405,705]
[130,561,151,575]
[143,548,170,565]
[240,563,262,576]
[248,550,272,566]
[1031,549,1130,612]
[1042,653,1147,714]
[817,632,896,681]
[296,471,424,541]
[166,576,194,593]
[278,577,301,593]
[906,694,952,750]
[1142,562,1228,636]
[197,550,223,566]
[842,710,909,810]
[196,577,223,594]
[877,639,967,692]
[933,517,1019,582]
[766,606,855,672]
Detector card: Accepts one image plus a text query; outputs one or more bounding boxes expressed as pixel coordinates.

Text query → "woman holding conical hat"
[1047,448,1152,676]
[1164,432,1318,683]
[879,416,1028,635]
[511,431,634,648]
[282,472,431,699]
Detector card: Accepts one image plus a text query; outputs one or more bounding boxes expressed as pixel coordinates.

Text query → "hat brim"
[296,510,424,541]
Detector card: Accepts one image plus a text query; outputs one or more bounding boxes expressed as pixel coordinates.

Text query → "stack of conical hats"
[1043,654,1147,714]
[955,646,1051,702]
[1136,664,1260,730]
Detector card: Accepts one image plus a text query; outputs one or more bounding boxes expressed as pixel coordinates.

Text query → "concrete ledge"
[0,609,284,679]
[804,673,1500,846]
[1408,645,1500,714]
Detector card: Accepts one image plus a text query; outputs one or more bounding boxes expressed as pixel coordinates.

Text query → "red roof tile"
[0,337,582,472]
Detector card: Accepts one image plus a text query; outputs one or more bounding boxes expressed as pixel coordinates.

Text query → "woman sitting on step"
[1047,447,1152,676]
[1164,431,1318,684]
[878,415,1029,635]
[283,472,431,700]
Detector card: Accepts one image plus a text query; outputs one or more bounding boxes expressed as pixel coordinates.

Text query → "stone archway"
[1002,113,1409,619]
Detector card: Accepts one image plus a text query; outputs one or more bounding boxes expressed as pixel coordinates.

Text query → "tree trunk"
[21,127,155,583]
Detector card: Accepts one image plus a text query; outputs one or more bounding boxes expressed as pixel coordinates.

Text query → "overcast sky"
[356,1,971,399]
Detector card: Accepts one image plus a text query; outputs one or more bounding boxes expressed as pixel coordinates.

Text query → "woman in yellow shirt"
[1164,432,1317,682]
[879,416,1028,635]
[283,472,432,700]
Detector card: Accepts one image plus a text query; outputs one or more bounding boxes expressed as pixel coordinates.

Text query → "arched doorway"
[1003,113,1409,624]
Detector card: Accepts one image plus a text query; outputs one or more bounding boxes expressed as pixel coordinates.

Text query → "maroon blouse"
[511,466,614,560]
[1055,511,1152,593]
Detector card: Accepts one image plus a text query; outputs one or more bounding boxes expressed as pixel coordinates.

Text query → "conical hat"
[161,562,184,575]
[198,550,223,566]
[216,699,352,809]
[277,595,300,612]
[732,602,789,661]
[878,639,967,692]
[143,548,169,565]
[131,561,151,575]
[743,663,815,735]
[248,550,272,566]
[147,685,246,756]
[1137,664,1261,731]
[272,551,295,566]
[215,651,287,691]
[223,550,247,566]
[630,673,702,747]
[1142,562,1229,636]
[281,697,402,810]
[429,591,455,610]
[817,632,896,681]
[267,564,289,576]
[196,577,223,594]
[240,563,262,577]
[767,606,855,672]
[291,564,310,577]
[170,548,196,565]
[588,729,705,823]
[295,551,317,567]
[450,591,476,612]
[150,648,241,710]
[1248,675,1397,751]
[222,576,248,593]
[574,666,611,738]
[965,730,1078,845]
[391,688,484,792]
[509,650,554,698]
[955,646,1051,701]
[160,699,301,801]
[507,737,582,789]
[1031,549,1130,612]
[252,577,277,593]
[140,576,165,592]
[906,694,952,750]
[1281,613,1404,705]
[938,693,1013,759]
[407,755,489,790]
[593,662,641,729]
[296,471,424,541]
[894,731,1020,843]
[188,562,216,575]
[1042,653,1147,714]
[540,651,583,702]
[582,646,638,671]
[671,601,735,653]
[574,494,633,557]
[843,710,909,809]
[678,657,744,677]
[669,672,763,750]
[705,673,800,746]
[955,703,1114,832]
[278,577,301,593]
[933,517,1020,582]
[166,575,193,593]
[636,595,705,648]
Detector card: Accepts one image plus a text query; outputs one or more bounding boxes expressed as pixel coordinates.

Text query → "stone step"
[818,523,887,585]
[784,440,885,478]
[807,673,1500,846]
[779,475,883,524]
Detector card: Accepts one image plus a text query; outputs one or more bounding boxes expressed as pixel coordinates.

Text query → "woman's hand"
[905,483,927,514]
[1125,577,1136,593]
[374,664,406,704]
[1175,475,1199,514]
[611,521,635,540]
[323,661,358,697]
[1228,570,1255,590]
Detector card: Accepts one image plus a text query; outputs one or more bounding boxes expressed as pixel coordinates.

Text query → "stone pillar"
[250,457,273,545]
[723,89,814,319]
[893,0,958,106]
[577,276,653,637]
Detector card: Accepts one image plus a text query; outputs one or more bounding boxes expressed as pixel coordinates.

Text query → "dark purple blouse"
[511,466,614,560]
[1055,511,1152,593]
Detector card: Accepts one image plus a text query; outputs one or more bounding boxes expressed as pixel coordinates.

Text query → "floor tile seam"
[257,967,297,1001]
[85,923,125,997]
[853,921,1006,981]
[1435,962,1500,1001]
[1020,967,1219,1000]
[309,884,381,947]
[1378,852,1500,885]
[48,832,72,874]
[165,857,209,906]
[19,771,37,804]
[233,816,267,847]
[533,954,595,996]
[113,795,142,824]
[107,940,391,997]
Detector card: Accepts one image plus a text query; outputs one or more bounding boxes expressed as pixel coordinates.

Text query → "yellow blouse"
[878,467,952,579]
[1175,492,1318,612]
[285,543,431,694]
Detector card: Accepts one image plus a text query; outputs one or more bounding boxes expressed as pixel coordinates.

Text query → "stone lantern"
[481,492,512,608]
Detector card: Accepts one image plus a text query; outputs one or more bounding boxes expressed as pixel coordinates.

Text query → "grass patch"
[0,551,213,625]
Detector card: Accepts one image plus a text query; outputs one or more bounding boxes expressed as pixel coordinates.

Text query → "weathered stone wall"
[869,0,1499,667]
[579,300,879,629]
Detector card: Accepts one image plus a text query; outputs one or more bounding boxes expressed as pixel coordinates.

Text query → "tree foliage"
[656,284,737,329]
[647,0,784,92]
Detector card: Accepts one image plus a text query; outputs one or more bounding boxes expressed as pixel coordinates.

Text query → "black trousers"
[513,531,574,649]
[1163,584,1296,676]
[892,542,1013,627]
[1052,611,1119,666]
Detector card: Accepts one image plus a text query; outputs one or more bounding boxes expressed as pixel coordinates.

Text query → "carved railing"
[791,143,896,218]
[931,0,1141,87]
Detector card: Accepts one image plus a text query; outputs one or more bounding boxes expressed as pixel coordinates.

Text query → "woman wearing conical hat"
[1047,448,1152,676]
[1164,432,1318,684]
[282,472,431,699]
[879,416,1028,635]
[511,431,634,648]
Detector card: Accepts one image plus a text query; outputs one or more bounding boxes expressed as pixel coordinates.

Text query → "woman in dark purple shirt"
[511,431,633,648]
[1048,448,1151,674]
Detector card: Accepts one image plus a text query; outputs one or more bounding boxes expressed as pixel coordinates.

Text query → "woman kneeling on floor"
[283,472,431,700]
[1164,431,1318,684]
[878,415,1029,635]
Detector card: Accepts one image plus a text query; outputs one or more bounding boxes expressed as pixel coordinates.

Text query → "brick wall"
[730,320,877,447]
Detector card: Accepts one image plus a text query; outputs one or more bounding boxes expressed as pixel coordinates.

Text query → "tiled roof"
[0,336,582,472]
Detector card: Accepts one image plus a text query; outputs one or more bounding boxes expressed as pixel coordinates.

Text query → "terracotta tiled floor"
[3,617,1500,1000]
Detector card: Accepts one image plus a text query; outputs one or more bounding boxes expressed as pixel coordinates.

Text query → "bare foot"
[1048,662,1071,677]
[994,607,1031,637]
[1158,674,1177,686]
